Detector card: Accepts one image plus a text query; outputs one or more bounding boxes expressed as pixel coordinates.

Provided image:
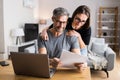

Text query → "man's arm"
[38,47,59,68]
[68,35,81,54]
[38,34,60,68]
[38,47,47,54]
[38,34,47,54]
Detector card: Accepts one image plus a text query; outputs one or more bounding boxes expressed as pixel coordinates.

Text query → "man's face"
[52,15,68,32]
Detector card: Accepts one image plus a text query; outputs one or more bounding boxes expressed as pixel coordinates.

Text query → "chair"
[24,39,38,53]
[87,37,116,78]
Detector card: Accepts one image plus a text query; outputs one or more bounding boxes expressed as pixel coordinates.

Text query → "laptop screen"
[10,52,55,78]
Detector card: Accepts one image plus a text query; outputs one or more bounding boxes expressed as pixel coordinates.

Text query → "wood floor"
[91,53,120,80]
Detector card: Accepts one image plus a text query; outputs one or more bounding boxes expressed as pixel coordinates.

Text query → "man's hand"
[74,62,87,72]
[49,58,61,68]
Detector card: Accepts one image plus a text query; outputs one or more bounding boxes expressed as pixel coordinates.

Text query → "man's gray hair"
[53,7,69,17]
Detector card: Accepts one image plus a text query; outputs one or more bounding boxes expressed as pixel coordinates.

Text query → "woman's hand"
[74,62,87,72]
[40,29,49,40]
[66,30,86,49]
[66,30,80,38]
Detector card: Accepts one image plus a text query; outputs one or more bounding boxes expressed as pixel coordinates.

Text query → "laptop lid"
[10,52,55,78]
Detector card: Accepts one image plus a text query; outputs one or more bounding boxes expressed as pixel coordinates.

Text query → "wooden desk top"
[0,61,91,80]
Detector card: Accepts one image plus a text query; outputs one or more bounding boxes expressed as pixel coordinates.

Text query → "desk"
[0,61,91,80]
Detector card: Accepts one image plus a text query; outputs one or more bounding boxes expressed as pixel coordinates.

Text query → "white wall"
[0,0,119,59]
[1,0,38,59]
[33,0,39,22]
[38,0,120,36]
[0,0,5,53]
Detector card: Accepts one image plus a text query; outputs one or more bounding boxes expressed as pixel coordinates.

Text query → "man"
[38,7,87,72]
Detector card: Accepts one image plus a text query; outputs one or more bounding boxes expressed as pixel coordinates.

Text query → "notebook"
[10,52,56,78]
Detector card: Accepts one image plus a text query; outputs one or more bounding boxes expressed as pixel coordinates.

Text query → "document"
[59,50,88,69]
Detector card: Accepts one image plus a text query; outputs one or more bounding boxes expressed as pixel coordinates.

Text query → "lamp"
[39,19,47,25]
[11,28,24,45]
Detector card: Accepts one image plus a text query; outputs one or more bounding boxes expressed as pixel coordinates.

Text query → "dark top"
[66,18,91,45]
[49,18,91,45]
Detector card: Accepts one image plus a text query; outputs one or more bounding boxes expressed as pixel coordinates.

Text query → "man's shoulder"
[66,35,78,41]
[65,30,78,40]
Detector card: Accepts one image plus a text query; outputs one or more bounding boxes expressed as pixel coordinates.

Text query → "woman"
[66,5,91,45]
[40,5,91,56]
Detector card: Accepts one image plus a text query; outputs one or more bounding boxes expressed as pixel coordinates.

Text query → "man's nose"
[59,22,64,27]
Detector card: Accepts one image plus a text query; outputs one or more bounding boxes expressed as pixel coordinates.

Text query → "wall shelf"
[97,7,119,53]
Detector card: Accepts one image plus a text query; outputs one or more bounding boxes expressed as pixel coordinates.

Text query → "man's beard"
[53,26,65,32]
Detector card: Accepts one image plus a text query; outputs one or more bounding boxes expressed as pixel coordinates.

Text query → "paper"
[59,49,87,68]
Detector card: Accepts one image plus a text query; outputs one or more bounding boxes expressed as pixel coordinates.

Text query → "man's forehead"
[55,15,68,21]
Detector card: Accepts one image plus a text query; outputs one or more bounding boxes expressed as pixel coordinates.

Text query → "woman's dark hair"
[72,5,90,29]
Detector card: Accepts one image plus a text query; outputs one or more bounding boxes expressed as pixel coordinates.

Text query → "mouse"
[0,61,9,66]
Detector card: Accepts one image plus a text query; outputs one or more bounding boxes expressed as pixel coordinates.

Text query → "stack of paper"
[59,50,88,68]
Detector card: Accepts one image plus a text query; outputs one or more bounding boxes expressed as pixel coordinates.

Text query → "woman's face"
[72,13,88,30]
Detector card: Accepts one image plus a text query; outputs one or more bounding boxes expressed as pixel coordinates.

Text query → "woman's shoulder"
[79,27,91,35]
[81,26,91,31]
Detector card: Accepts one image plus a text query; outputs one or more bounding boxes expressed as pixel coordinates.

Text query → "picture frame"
[23,0,34,8]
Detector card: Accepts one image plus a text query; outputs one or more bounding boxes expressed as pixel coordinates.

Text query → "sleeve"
[70,36,80,49]
[80,47,87,56]
[81,27,91,45]
[49,24,53,29]
[37,34,45,48]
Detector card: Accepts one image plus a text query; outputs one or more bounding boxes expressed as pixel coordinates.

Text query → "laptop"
[10,52,56,78]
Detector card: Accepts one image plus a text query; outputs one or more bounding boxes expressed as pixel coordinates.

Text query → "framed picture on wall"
[23,0,34,8]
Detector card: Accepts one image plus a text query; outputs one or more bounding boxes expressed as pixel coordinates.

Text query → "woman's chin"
[72,25,80,30]
[74,27,79,30]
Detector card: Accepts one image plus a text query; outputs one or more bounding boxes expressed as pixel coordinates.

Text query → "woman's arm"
[80,27,91,45]
[40,24,54,40]
[78,34,86,49]
[66,30,86,49]
[40,27,49,40]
